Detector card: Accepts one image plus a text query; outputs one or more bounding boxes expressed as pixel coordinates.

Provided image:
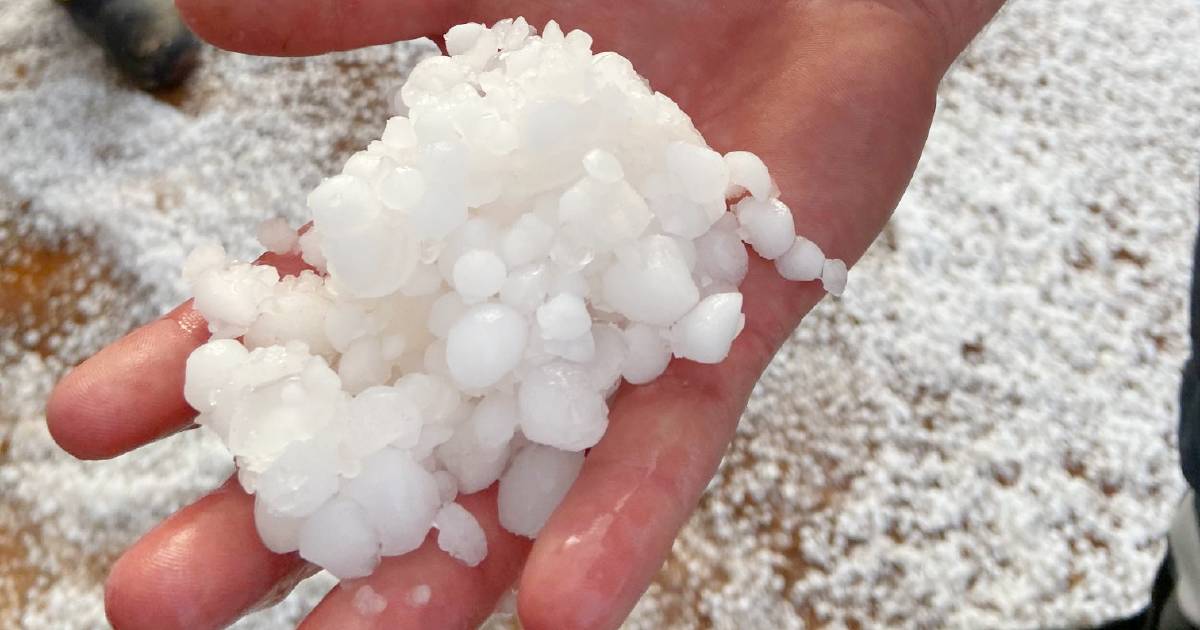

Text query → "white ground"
[1,0,1198,628]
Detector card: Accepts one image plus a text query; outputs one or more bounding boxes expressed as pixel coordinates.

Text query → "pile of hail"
[181,18,847,580]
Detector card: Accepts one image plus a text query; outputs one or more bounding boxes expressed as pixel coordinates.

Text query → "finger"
[514,8,973,629]
[46,249,309,460]
[105,478,311,630]
[299,488,529,630]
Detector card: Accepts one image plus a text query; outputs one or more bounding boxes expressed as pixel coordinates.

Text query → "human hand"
[46,1,1006,628]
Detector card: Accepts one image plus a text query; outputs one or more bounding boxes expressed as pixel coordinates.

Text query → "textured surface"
[1,0,1198,627]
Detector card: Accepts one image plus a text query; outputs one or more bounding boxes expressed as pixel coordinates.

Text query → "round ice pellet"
[445,303,528,389]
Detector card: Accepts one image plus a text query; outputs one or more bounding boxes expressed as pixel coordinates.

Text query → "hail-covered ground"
[1,0,1198,628]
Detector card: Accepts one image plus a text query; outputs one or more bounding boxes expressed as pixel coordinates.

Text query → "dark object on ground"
[59,0,200,90]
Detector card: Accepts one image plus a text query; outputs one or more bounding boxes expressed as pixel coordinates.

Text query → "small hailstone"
[434,503,488,567]
[433,470,459,504]
[821,258,849,296]
[254,497,305,554]
[298,496,380,579]
[381,116,418,149]
[500,215,555,268]
[582,149,624,183]
[724,151,772,200]
[536,293,591,340]
[255,437,340,518]
[669,293,744,364]
[471,392,519,447]
[353,585,388,617]
[453,249,507,302]
[500,264,549,312]
[445,303,528,389]
[498,445,584,537]
[621,323,672,385]
[342,448,440,556]
[734,196,795,260]
[257,217,298,254]
[665,141,729,206]
[602,235,699,326]
[183,338,249,413]
[297,229,327,272]
[408,584,432,607]
[694,219,749,286]
[518,361,608,451]
[379,167,426,210]
[775,236,825,281]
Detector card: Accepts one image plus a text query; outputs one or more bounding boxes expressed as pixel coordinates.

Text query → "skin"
[45,1,1008,628]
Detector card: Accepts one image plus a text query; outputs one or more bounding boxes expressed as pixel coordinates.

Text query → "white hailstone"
[255,437,340,518]
[775,235,825,281]
[536,293,591,340]
[621,323,672,384]
[342,449,441,556]
[321,225,419,299]
[500,264,550,313]
[189,260,280,338]
[498,445,584,537]
[353,585,388,617]
[433,470,459,504]
[500,214,555,268]
[381,116,418,149]
[298,229,327,272]
[453,249,507,302]
[393,373,461,424]
[342,151,385,181]
[408,584,432,607]
[665,141,729,206]
[472,392,519,447]
[445,303,528,389]
[257,217,298,254]
[379,167,426,211]
[694,217,749,286]
[559,176,652,252]
[724,151,772,200]
[182,20,846,579]
[602,235,699,326]
[434,503,488,566]
[586,324,627,392]
[436,420,512,493]
[254,496,305,554]
[245,272,335,356]
[338,337,392,394]
[298,496,381,579]
[227,351,342,472]
[733,196,795,260]
[669,293,744,364]
[344,385,423,457]
[183,338,248,413]
[582,149,624,183]
[309,174,380,233]
[821,258,849,296]
[518,361,608,451]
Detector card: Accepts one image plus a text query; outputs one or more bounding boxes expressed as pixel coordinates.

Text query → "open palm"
[46,1,1004,628]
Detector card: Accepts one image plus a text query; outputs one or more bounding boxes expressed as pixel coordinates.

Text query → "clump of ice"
[181,17,848,579]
